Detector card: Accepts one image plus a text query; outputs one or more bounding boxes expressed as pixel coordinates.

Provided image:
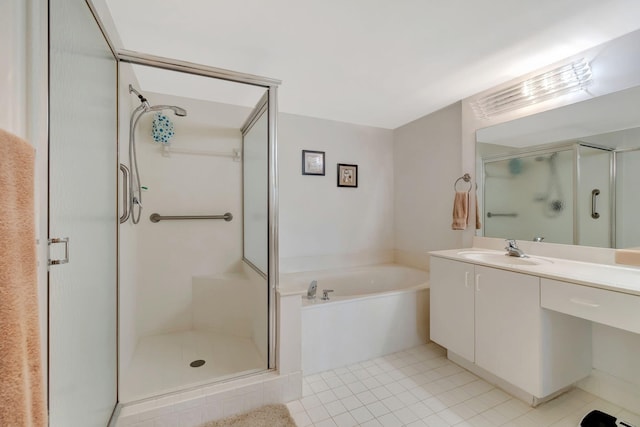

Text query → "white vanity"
[429,245,640,406]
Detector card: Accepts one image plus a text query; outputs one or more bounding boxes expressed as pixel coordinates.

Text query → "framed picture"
[337,163,358,188]
[302,150,325,175]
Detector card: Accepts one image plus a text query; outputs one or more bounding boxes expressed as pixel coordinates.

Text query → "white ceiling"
[101,0,640,129]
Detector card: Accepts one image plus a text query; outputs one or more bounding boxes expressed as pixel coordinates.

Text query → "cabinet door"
[475,266,540,394]
[430,257,475,362]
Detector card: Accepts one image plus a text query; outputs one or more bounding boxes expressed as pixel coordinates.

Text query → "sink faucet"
[505,239,527,258]
[307,280,317,299]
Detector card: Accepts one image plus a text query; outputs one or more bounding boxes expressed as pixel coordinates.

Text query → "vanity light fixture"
[472,58,592,119]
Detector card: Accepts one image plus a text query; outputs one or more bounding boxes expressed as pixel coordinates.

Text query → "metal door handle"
[591,189,600,219]
[48,237,69,265]
[120,164,130,224]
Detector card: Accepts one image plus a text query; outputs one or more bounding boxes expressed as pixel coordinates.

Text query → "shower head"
[148,104,187,117]
[170,106,187,117]
[128,86,187,117]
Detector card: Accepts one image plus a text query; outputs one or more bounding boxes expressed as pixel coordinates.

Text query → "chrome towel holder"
[454,173,472,192]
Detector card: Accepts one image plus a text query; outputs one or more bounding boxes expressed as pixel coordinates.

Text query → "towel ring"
[454,173,472,192]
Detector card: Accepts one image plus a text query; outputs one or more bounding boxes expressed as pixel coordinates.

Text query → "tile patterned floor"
[287,343,639,427]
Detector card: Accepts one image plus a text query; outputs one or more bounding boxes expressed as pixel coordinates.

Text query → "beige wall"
[278,113,395,273]
[393,102,463,270]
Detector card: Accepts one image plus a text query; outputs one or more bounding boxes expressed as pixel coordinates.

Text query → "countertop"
[430,248,640,297]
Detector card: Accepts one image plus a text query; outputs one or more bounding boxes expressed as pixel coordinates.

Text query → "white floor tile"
[377,412,403,427]
[393,406,420,424]
[291,410,312,427]
[332,411,358,427]
[314,417,338,427]
[381,395,405,412]
[355,390,378,406]
[306,404,331,423]
[324,399,348,417]
[365,401,391,418]
[340,395,363,411]
[332,385,353,399]
[284,343,638,427]
[350,406,375,423]
[316,389,338,405]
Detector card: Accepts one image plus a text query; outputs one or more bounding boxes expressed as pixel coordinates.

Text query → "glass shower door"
[49,0,118,425]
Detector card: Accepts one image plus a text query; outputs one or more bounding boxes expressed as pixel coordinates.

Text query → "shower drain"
[190,360,206,368]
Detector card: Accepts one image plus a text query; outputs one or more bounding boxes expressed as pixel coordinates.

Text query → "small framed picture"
[337,163,358,188]
[302,150,325,176]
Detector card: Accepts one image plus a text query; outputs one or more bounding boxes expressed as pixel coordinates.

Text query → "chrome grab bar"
[591,189,600,219]
[149,212,233,223]
[487,212,518,218]
[119,164,130,224]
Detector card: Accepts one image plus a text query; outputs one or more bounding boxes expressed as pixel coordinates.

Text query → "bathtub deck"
[120,330,266,403]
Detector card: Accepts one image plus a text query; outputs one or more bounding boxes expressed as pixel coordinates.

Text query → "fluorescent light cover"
[472,58,592,119]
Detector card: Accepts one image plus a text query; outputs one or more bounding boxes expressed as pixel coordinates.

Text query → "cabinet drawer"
[541,278,640,334]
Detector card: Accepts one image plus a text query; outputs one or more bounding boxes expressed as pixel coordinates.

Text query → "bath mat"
[201,404,296,427]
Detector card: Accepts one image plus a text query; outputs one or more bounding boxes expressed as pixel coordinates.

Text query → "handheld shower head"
[170,106,187,117]
[148,105,187,117]
[128,85,187,117]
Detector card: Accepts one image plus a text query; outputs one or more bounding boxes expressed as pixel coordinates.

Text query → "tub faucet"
[505,239,527,257]
[307,280,317,299]
[321,289,334,301]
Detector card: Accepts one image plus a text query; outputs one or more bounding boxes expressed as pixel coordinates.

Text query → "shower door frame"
[115,50,281,372]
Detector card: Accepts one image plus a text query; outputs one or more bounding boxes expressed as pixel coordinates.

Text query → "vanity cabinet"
[430,256,592,402]
[429,257,474,361]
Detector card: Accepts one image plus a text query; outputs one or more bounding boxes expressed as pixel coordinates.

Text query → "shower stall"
[118,59,279,403]
[47,0,280,424]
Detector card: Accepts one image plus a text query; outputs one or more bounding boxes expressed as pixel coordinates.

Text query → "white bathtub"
[282,264,430,375]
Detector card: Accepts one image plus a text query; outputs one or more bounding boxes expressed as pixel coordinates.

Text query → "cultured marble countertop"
[430,248,640,297]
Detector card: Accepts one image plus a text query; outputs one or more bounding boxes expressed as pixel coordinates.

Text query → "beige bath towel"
[451,191,469,230]
[0,129,47,426]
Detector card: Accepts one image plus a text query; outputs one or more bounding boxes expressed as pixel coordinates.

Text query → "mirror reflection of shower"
[127,85,187,224]
[534,152,565,217]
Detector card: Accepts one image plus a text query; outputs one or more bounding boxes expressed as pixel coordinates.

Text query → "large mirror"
[476,84,640,249]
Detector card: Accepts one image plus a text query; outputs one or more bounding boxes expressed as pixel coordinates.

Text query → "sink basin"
[457,251,552,266]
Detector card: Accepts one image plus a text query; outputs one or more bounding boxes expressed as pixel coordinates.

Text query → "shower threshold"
[120,329,266,403]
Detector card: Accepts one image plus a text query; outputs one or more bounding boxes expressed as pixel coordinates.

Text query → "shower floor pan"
[120,330,265,403]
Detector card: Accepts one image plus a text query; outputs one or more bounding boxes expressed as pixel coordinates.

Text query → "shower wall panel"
[132,94,249,338]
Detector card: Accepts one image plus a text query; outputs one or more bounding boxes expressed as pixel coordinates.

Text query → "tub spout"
[321,289,334,300]
[307,280,317,299]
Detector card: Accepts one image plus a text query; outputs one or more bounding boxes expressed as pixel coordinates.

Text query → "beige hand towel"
[452,191,469,230]
[0,128,47,427]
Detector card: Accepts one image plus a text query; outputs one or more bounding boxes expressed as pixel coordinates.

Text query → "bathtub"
[281,264,430,375]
